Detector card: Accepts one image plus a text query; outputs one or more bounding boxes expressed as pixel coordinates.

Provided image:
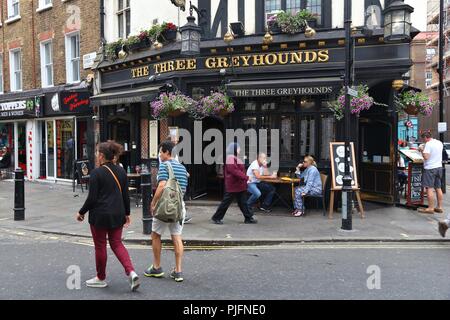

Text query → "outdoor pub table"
[259,176,301,210]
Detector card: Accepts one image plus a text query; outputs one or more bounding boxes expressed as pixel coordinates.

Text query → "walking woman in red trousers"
[77,141,140,292]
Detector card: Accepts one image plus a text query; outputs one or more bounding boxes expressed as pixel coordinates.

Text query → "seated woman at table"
[292,155,322,217]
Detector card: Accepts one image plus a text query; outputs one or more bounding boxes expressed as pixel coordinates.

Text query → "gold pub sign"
[131,49,330,79]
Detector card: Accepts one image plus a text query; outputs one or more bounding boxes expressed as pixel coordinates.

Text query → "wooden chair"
[328,187,365,219]
[301,174,328,216]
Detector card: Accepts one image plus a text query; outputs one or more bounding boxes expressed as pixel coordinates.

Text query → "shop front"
[39,90,95,181]
[94,29,414,204]
[0,96,42,179]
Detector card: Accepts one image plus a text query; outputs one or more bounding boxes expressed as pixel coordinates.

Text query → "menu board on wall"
[149,120,159,159]
[329,142,359,190]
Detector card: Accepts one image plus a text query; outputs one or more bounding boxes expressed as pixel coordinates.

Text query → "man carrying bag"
[144,141,188,282]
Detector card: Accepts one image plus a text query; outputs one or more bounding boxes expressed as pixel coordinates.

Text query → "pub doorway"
[358,81,396,204]
[188,117,225,200]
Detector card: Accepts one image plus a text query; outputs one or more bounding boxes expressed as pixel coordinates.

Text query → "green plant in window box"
[148,24,163,42]
[105,39,123,61]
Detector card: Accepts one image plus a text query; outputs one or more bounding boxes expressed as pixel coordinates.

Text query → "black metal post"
[342,0,353,230]
[141,172,153,235]
[14,169,25,221]
[439,0,447,193]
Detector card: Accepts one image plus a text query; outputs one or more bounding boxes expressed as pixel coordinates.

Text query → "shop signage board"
[0,97,42,119]
[73,159,90,192]
[229,86,334,97]
[406,163,424,206]
[101,43,412,89]
[45,92,91,116]
[329,142,359,190]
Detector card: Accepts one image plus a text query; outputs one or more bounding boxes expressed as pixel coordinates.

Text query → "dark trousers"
[90,225,135,281]
[212,191,254,221]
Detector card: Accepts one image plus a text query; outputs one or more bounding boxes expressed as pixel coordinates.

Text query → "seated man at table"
[292,155,322,217]
[247,153,277,213]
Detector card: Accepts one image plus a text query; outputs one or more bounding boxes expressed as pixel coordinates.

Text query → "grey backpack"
[153,162,184,223]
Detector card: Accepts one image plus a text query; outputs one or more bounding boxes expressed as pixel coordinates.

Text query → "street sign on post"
[347,87,358,98]
[438,122,447,133]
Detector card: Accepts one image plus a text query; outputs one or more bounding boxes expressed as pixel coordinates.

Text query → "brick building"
[0,0,101,182]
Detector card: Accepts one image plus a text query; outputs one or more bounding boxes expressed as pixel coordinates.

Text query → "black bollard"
[14,169,25,221]
[141,172,153,235]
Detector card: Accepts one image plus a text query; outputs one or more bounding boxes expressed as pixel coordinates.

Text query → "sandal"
[291,209,299,216]
[418,208,435,214]
[434,208,444,214]
[293,211,304,217]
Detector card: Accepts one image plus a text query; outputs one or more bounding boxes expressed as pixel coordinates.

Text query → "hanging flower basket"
[328,85,379,120]
[404,104,420,116]
[395,90,435,117]
[150,92,194,120]
[218,109,230,117]
[188,92,235,119]
[168,109,186,117]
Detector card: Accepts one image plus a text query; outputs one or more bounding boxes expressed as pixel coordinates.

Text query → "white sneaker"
[129,271,140,292]
[86,277,108,288]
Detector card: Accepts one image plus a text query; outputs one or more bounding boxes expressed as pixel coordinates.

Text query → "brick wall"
[0,0,101,92]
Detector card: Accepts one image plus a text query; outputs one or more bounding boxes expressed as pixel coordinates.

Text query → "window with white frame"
[265,0,323,25]
[38,0,52,9]
[117,0,131,39]
[9,49,22,91]
[40,41,53,87]
[65,33,80,83]
[7,0,20,18]
[0,55,4,94]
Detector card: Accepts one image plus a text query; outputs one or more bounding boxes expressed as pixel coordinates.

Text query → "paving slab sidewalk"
[1,180,450,244]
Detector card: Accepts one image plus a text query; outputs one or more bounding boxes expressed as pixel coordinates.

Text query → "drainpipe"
[100,0,106,54]
[31,0,37,88]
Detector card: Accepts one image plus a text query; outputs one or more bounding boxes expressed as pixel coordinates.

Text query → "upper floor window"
[40,41,53,87]
[265,0,322,25]
[117,0,130,39]
[8,0,20,18]
[65,33,80,83]
[9,49,22,92]
[38,0,52,9]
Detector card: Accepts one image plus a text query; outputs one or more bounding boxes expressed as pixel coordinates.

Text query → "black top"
[79,163,130,229]
[0,153,11,168]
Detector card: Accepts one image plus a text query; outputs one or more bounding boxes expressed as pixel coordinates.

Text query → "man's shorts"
[423,167,443,189]
[152,201,186,236]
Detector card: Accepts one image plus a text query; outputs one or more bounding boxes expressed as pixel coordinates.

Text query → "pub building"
[93,21,417,206]
[0,85,95,182]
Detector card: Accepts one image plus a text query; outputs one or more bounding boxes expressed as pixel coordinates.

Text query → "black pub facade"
[93,28,415,205]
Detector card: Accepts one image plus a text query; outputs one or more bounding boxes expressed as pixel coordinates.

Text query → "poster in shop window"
[329,142,359,190]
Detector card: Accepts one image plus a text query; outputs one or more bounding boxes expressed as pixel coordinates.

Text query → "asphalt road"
[1,228,450,300]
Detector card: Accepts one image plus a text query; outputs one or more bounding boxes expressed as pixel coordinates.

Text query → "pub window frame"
[264,0,324,25]
[258,0,331,33]
[117,0,131,39]
[231,96,334,169]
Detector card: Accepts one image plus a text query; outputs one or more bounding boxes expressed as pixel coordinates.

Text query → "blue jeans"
[247,182,276,209]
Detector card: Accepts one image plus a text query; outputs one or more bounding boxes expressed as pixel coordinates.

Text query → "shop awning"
[90,86,160,106]
[226,77,343,98]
